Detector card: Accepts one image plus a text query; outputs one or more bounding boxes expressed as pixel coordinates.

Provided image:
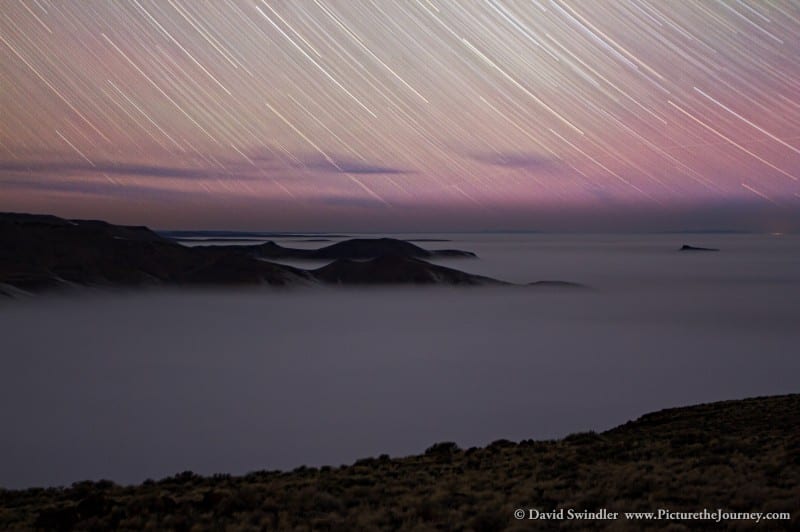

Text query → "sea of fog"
[1,233,799,488]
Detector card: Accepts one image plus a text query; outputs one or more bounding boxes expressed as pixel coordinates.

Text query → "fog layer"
[1,234,799,488]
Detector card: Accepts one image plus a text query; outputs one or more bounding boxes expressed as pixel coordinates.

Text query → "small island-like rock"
[679,244,720,252]
[528,280,588,289]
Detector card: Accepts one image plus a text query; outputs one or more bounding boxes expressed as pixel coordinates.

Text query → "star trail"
[1,0,799,230]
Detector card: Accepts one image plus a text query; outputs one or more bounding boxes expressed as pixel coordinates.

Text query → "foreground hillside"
[1,394,797,531]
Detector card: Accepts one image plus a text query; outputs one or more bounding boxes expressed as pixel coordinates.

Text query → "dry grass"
[1,394,798,531]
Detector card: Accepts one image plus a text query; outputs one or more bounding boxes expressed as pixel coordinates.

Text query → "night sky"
[1,1,799,231]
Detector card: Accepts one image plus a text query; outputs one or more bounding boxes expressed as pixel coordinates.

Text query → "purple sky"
[1,1,799,231]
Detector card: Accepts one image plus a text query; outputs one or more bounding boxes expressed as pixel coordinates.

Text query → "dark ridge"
[313,256,503,285]
[174,255,313,286]
[660,229,747,234]
[0,212,71,226]
[312,238,476,259]
[170,237,272,243]
[159,230,351,239]
[0,212,169,243]
[0,213,314,291]
[679,244,720,252]
[234,237,477,260]
[2,213,544,294]
[528,280,588,289]
[1,394,796,530]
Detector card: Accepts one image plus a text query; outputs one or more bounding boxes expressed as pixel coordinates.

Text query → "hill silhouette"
[679,244,720,252]
[0,213,529,296]
[219,237,477,260]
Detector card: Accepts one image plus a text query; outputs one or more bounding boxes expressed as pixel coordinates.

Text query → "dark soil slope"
[314,256,501,285]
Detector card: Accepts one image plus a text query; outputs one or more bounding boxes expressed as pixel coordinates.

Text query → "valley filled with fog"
[1,233,799,488]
